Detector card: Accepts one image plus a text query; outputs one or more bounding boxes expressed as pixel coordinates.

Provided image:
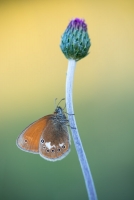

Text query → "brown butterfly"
[16,100,71,161]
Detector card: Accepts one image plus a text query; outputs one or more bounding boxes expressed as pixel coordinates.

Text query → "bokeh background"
[0,0,134,199]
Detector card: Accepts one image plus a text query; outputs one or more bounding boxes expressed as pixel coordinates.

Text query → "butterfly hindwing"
[39,118,70,161]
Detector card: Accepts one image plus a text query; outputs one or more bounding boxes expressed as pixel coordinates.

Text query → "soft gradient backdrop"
[0,0,134,200]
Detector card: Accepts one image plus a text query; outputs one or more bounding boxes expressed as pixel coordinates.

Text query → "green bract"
[60,18,91,61]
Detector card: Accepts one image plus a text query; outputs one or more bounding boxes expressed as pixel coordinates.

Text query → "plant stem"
[66,59,98,200]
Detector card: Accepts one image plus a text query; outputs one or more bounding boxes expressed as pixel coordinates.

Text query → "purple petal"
[67,18,87,31]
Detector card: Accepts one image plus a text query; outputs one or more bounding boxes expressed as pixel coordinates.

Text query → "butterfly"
[16,99,71,161]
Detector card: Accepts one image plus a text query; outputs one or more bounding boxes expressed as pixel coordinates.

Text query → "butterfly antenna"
[63,102,66,110]
[55,98,58,109]
[57,98,65,107]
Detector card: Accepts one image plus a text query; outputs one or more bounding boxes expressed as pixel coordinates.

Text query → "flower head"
[60,18,91,61]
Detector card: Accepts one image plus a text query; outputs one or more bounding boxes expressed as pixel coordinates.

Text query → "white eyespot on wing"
[45,142,56,150]
[59,143,64,147]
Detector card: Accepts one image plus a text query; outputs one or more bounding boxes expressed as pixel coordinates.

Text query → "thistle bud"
[60,18,91,61]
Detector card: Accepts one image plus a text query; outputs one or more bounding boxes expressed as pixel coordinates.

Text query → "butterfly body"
[16,106,71,161]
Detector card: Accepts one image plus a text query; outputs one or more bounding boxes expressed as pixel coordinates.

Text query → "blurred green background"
[0,0,134,199]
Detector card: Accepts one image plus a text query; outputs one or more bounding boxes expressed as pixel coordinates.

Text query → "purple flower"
[67,18,87,31]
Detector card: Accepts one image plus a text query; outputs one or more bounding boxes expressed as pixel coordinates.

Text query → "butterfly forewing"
[16,115,52,153]
[39,118,70,161]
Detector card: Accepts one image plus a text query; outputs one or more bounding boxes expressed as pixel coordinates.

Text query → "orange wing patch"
[16,115,52,153]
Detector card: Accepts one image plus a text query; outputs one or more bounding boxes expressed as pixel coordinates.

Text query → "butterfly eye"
[40,139,44,143]
[62,145,66,149]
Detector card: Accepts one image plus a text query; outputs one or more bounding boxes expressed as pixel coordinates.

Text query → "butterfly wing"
[16,115,52,154]
[39,118,71,161]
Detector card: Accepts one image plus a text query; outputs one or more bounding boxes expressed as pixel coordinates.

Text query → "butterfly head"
[53,106,68,125]
[55,106,63,115]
